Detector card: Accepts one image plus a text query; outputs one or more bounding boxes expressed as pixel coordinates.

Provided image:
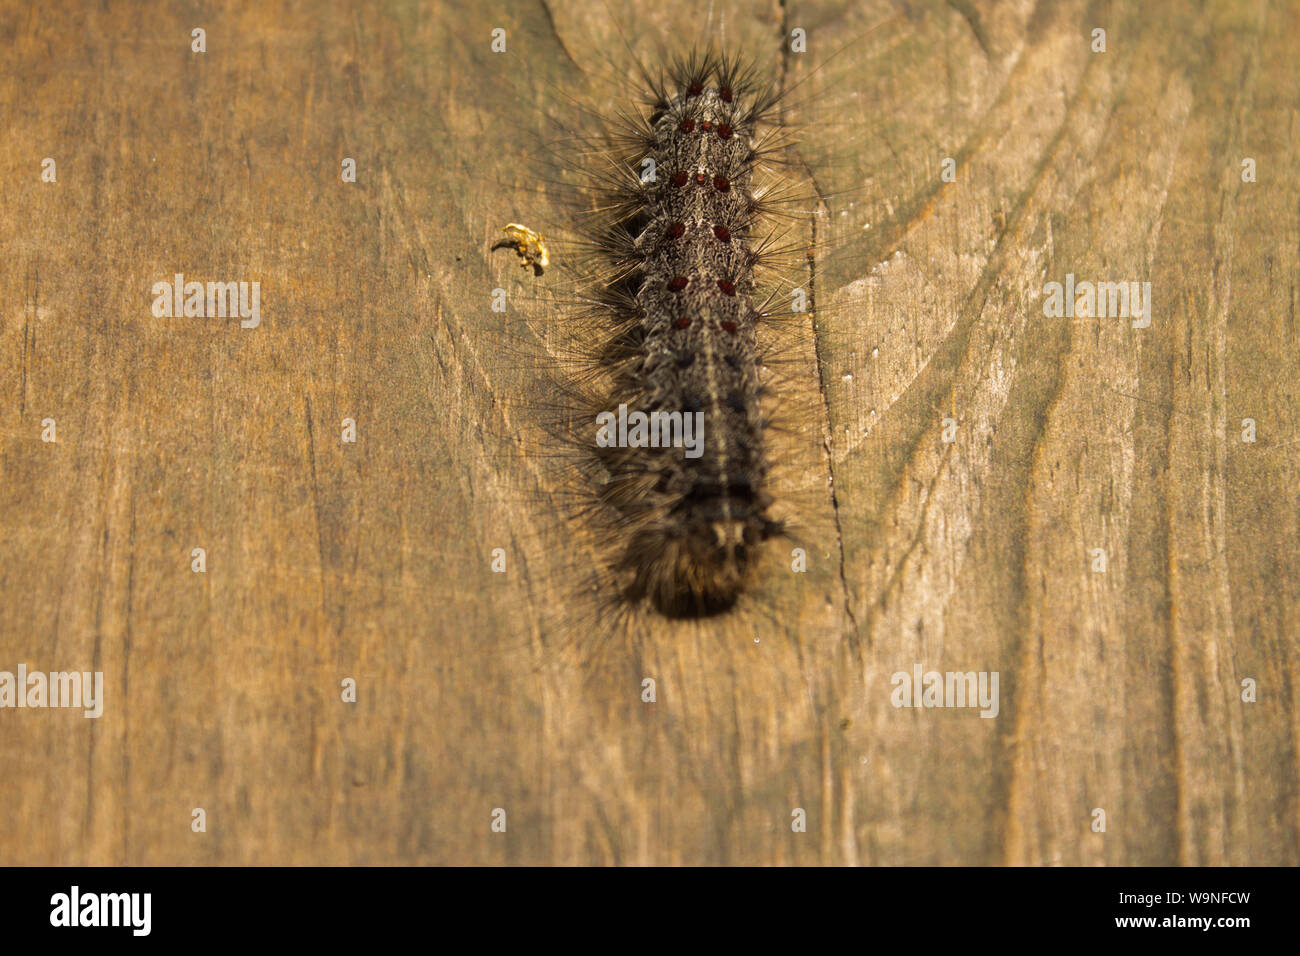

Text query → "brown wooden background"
[2,0,1298,865]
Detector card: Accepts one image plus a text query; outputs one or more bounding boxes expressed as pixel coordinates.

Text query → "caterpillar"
[576,50,792,618]
[492,19,870,629]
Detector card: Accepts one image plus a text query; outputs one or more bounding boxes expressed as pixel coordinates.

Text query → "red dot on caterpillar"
[717,124,733,140]
[721,320,738,333]
[695,173,707,185]
[680,118,695,132]
[667,222,686,238]
[718,279,736,296]
[713,176,730,192]
[671,171,688,187]
[669,276,688,291]
[713,225,731,242]
[701,120,713,131]
[673,316,691,329]
[687,81,703,96]
[719,86,733,102]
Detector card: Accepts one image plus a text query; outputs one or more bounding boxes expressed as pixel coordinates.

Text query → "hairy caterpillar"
[576,49,792,618]
[490,15,876,630]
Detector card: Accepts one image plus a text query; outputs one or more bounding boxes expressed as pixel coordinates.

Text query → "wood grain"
[1,0,1297,865]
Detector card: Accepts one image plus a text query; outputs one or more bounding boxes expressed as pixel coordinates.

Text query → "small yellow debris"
[492,222,550,276]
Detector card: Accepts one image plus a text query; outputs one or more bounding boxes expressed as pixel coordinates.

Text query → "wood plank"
[0,0,1296,865]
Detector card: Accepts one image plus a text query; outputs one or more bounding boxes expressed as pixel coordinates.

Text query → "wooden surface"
[2,0,1298,865]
